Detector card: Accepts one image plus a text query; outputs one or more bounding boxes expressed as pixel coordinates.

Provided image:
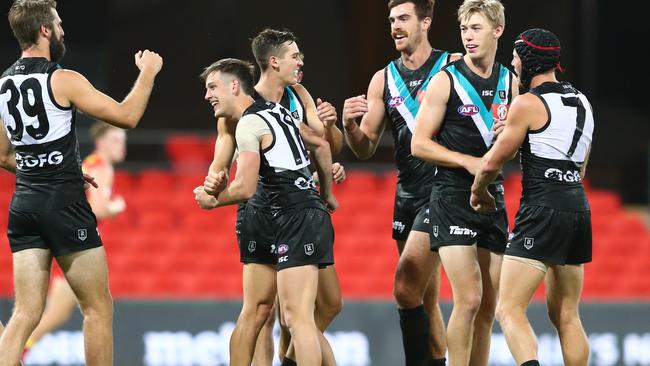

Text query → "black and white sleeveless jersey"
[434,58,514,195]
[384,49,449,198]
[519,82,593,211]
[244,96,325,215]
[246,86,306,210]
[0,58,84,212]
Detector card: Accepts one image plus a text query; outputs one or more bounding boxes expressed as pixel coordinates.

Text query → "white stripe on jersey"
[257,105,311,173]
[447,71,493,148]
[530,91,594,162]
[385,67,417,133]
[0,72,72,146]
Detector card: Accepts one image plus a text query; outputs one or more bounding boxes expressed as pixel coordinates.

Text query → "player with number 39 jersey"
[1,58,85,213]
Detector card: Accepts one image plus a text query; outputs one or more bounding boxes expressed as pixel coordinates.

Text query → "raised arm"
[196,114,271,208]
[0,120,16,173]
[411,72,480,174]
[52,50,163,129]
[203,117,237,196]
[293,84,344,155]
[342,70,387,160]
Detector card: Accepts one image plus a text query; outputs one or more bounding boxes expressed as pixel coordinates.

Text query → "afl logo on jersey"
[388,96,404,107]
[457,104,479,116]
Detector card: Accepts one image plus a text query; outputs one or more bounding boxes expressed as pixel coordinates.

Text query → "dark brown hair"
[251,28,298,71]
[8,0,57,50]
[200,58,255,96]
[388,0,434,20]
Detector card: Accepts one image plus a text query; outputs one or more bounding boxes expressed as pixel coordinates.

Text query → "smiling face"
[389,2,430,53]
[204,71,235,118]
[459,11,502,62]
[271,41,304,86]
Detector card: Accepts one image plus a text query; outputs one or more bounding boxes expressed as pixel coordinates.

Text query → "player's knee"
[547,303,579,330]
[317,295,342,321]
[476,295,497,321]
[256,303,274,324]
[79,292,113,320]
[11,308,44,329]
[455,293,482,317]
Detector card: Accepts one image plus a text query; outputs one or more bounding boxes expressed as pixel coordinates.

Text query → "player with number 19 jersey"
[0,57,101,255]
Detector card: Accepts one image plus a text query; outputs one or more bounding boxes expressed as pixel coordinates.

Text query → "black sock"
[521,361,540,366]
[281,357,297,366]
[398,304,431,366]
[428,357,446,366]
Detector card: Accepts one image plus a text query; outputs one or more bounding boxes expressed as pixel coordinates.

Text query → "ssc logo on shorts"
[77,229,87,242]
[432,226,439,238]
[524,237,534,250]
[278,244,289,255]
[248,241,256,253]
[304,243,314,256]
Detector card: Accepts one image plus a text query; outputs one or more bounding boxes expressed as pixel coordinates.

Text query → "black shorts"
[7,199,103,257]
[235,203,277,265]
[429,195,508,253]
[507,205,592,265]
[275,207,334,271]
[393,195,430,240]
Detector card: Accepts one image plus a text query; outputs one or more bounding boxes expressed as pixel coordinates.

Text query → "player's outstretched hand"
[204,170,227,196]
[135,50,163,75]
[316,98,337,128]
[470,189,496,213]
[342,95,368,129]
[332,162,346,184]
[194,186,218,210]
[83,173,98,191]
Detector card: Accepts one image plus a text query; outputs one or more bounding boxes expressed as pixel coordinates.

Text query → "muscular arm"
[212,115,268,207]
[52,51,162,129]
[411,72,479,171]
[294,84,344,155]
[472,94,536,193]
[0,121,16,173]
[300,123,334,201]
[343,70,387,160]
[209,117,237,174]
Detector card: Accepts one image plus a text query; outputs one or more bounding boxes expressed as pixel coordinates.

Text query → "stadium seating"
[0,160,648,301]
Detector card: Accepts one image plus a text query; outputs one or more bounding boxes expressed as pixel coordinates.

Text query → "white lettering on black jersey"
[0,58,84,212]
[243,98,325,215]
[519,81,594,211]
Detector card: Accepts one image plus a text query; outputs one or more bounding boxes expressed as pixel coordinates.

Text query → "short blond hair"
[457,0,505,28]
[89,121,120,140]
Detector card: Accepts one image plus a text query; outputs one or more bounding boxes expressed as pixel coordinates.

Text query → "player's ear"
[231,79,240,96]
[494,24,504,39]
[40,24,51,39]
[421,16,432,31]
[268,55,279,71]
